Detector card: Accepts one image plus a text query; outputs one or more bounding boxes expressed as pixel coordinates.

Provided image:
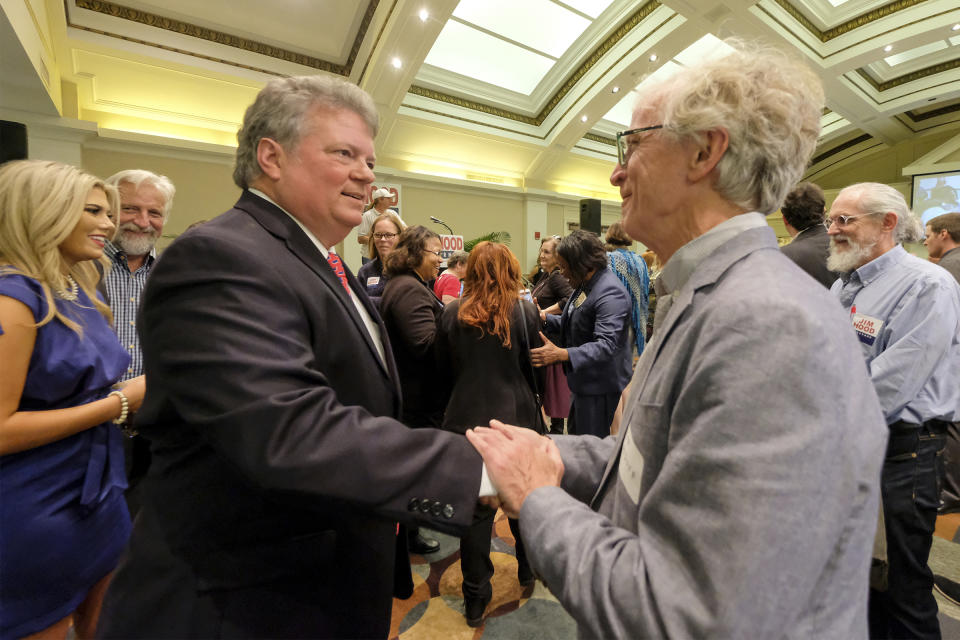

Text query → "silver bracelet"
[109,390,129,425]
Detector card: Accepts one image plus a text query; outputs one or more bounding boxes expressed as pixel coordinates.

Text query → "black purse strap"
[518,302,545,434]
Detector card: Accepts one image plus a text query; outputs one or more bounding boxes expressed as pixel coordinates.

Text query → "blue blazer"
[545,267,632,396]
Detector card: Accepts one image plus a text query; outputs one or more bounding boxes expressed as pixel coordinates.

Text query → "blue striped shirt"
[831,245,960,425]
[103,242,156,381]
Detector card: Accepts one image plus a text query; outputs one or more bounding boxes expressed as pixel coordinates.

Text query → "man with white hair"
[103,169,175,381]
[103,169,175,514]
[827,182,960,639]
[466,42,888,638]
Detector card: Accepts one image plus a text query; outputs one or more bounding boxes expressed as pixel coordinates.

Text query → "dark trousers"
[459,505,527,600]
[868,421,946,640]
[568,392,619,438]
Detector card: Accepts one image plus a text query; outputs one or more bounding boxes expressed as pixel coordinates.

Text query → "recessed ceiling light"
[611,86,620,94]
[581,115,588,123]
[419,8,429,21]
[953,24,960,31]
[391,57,402,69]
[649,53,658,62]
[883,45,893,52]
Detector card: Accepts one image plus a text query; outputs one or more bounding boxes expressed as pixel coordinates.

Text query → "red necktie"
[326,252,350,293]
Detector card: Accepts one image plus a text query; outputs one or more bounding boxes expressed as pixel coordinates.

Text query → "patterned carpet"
[389,511,576,640]
[390,512,960,639]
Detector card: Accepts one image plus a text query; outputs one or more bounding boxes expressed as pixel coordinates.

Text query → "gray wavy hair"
[233,75,379,189]
[105,169,176,219]
[639,40,824,215]
[840,182,924,244]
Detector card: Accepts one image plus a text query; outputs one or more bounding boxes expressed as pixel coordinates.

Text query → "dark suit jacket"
[437,300,545,434]
[780,225,837,288]
[379,272,445,428]
[97,191,481,639]
[544,267,632,396]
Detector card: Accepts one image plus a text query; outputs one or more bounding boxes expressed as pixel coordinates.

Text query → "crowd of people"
[1,37,958,640]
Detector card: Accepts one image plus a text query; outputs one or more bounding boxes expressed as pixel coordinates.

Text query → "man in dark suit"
[97,75,483,639]
[781,181,837,288]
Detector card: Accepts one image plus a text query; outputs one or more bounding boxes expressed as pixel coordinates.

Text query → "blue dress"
[0,273,132,638]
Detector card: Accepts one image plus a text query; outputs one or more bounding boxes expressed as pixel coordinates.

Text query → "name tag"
[366,276,380,286]
[574,292,587,308]
[618,426,644,504]
[851,312,883,346]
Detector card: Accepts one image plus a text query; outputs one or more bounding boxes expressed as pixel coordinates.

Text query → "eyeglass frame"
[822,211,881,230]
[616,125,664,167]
[424,249,443,258]
[372,232,398,240]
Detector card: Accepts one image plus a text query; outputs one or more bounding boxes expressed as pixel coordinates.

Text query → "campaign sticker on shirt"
[366,276,380,286]
[573,291,587,308]
[618,426,644,504]
[851,312,883,347]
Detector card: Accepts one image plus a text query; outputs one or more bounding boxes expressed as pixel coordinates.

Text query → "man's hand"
[530,332,568,367]
[466,420,564,518]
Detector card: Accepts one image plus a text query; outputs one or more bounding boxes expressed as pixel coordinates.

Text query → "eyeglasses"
[372,232,397,240]
[425,249,442,258]
[616,125,664,167]
[823,212,880,230]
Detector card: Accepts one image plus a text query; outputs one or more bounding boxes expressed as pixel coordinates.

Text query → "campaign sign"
[439,235,464,260]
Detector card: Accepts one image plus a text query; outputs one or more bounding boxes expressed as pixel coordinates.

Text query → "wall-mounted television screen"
[912,170,960,225]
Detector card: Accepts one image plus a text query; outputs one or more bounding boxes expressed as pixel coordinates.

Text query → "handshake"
[466,420,565,517]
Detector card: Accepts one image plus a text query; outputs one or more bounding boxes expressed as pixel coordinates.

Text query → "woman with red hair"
[436,242,544,627]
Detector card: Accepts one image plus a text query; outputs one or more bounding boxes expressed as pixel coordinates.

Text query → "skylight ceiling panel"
[453,0,590,58]
[602,61,682,127]
[883,41,949,67]
[424,21,555,95]
[560,0,617,19]
[674,34,735,67]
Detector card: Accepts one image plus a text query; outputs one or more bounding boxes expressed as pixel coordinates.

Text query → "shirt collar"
[844,244,906,286]
[658,212,767,296]
[249,188,331,258]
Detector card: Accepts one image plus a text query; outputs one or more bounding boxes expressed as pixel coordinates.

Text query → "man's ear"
[687,128,729,183]
[256,137,285,181]
[881,212,898,232]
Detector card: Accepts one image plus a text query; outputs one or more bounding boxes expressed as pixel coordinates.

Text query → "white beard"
[116,224,158,256]
[827,235,878,273]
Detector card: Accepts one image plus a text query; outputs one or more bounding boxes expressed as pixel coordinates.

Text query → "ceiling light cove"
[953,24,960,31]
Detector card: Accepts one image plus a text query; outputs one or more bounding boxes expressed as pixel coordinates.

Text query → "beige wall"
[82,147,239,250]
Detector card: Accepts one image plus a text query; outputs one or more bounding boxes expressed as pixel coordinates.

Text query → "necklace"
[55,274,79,301]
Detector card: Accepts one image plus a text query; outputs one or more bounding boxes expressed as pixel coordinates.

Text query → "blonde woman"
[0,160,145,639]
[356,211,405,301]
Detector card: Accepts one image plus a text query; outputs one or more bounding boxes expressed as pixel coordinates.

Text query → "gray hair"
[639,40,824,215]
[233,75,379,189]
[105,169,175,219]
[447,250,470,268]
[841,182,924,244]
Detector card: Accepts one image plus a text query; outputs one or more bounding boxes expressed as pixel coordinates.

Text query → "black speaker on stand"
[0,121,28,164]
[579,198,601,235]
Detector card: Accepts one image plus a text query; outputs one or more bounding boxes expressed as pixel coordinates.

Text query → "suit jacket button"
[408,498,419,512]
[431,500,442,516]
[419,500,431,513]
[442,504,455,519]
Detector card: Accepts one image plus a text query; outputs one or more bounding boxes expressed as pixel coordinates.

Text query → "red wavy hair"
[458,242,521,347]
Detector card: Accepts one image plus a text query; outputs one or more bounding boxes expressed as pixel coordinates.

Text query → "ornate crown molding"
[583,132,615,146]
[855,57,960,91]
[70,0,380,76]
[771,0,930,43]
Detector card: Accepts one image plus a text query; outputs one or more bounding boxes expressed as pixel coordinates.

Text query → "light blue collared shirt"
[831,244,960,425]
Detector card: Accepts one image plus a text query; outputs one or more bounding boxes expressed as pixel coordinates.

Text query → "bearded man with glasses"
[827,182,960,639]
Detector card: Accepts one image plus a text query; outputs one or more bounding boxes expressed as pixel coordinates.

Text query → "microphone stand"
[430,216,454,235]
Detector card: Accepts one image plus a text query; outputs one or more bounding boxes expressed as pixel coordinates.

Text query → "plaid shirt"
[104,242,156,381]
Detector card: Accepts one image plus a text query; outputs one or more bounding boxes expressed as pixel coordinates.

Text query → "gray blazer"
[519,226,887,639]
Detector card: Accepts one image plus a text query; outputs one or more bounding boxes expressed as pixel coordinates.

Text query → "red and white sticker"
[851,312,883,346]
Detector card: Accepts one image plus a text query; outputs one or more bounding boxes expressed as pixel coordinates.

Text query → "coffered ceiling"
[2,0,959,199]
